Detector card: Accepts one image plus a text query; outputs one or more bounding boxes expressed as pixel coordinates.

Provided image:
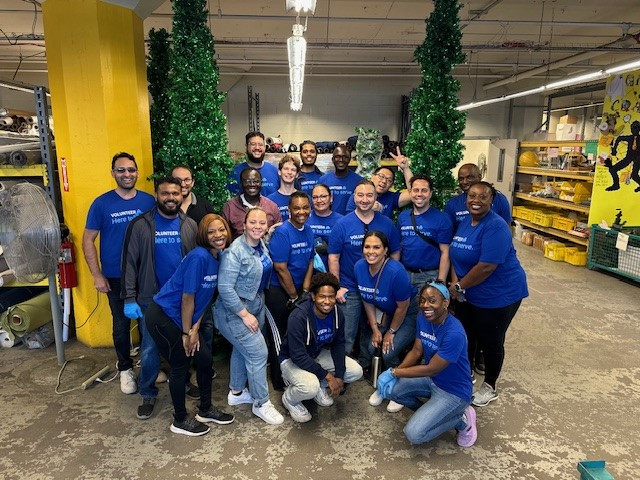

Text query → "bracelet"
[181,331,189,336]
[388,327,397,335]
[390,368,397,377]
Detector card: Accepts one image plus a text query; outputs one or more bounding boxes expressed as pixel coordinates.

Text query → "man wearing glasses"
[171,165,214,225]
[318,145,362,215]
[82,152,155,395]
[222,167,282,239]
[229,132,280,197]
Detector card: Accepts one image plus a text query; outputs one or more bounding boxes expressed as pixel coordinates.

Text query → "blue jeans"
[405,270,438,322]
[214,292,269,407]
[387,376,469,445]
[364,314,416,368]
[138,303,161,400]
[338,290,364,359]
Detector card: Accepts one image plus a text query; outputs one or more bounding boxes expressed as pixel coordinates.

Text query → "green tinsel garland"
[157,0,234,212]
[147,28,171,175]
[404,0,467,209]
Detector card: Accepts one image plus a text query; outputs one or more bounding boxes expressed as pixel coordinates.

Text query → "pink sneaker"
[457,405,477,448]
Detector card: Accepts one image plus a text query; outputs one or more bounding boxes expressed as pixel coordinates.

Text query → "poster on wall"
[589,70,640,226]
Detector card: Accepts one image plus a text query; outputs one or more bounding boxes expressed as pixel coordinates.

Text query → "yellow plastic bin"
[552,215,577,231]
[565,248,588,266]
[544,242,566,261]
[532,210,554,227]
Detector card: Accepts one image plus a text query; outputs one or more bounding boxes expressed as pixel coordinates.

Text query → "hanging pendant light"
[288,23,306,111]
[285,0,317,15]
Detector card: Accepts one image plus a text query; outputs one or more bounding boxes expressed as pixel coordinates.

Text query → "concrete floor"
[0,244,638,480]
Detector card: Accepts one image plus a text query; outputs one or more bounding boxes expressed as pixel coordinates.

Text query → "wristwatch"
[454,282,465,294]
[388,327,397,335]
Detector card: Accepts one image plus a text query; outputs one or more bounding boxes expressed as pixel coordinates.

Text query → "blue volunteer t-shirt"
[450,211,528,308]
[317,170,363,215]
[346,190,401,219]
[268,221,314,289]
[254,243,273,292]
[153,247,219,329]
[308,211,343,270]
[229,161,280,197]
[327,212,400,291]
[444,191,512,230]
[154,212,183,287]
[397,207,453,271]
[298,170,323,195]
[417,311,472,402]
[267,190,291,222]
[85,190,155,278]
[315,310,335,349]
[354,258,411,315]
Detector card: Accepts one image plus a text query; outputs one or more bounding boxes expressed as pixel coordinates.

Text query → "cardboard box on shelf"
[559,114,578,124]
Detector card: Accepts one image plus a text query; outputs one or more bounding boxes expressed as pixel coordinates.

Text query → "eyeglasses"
[311,194,329,200]
[113,167,137,174]
[248,142,265,148]
[176,177,193,185]
[375,173,394,183]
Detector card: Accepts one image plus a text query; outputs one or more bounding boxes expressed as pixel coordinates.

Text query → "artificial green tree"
[404,0,466,208]
[147,27,171,174]
[158,0,233,211]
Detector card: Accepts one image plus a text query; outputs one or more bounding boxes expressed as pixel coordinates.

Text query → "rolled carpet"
[0,292,52,341]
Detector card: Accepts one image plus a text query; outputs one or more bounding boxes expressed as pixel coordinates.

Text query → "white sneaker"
[472,382,498,407]
[386,400,404,413]
[313,387,334,407]
[155,370,168,384]
[120,368,137,394]
[252,400,284,425]
[369,390,384,406]
[282,393,312,423]
[227,388,253,406]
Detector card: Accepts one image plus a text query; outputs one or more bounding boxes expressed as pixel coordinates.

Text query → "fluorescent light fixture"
[287,23,306,111]
[545,71,604,89]
[503,86,546,100]
[457,97,505,111]
[606,59,640,74]
[0,80,51,97]
[285,0,317,14]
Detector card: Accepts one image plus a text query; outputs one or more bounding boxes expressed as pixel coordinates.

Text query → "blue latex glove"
[377,368,397,398]
[124,302,143,319]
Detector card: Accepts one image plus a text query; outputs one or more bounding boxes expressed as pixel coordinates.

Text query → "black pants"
[457,299,522,388]
[106,277,138,371]
[145,301,213,422]
[264,285,294,390]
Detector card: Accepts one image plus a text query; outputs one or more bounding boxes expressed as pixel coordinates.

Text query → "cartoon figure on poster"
[604,120,640,192]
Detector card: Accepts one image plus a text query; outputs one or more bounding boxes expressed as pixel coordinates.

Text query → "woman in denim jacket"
[214,207,285,425]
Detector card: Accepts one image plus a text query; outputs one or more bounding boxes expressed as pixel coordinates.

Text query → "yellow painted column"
[42,0,154,346]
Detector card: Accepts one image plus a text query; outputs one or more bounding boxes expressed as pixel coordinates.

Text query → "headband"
[427,281,450,300]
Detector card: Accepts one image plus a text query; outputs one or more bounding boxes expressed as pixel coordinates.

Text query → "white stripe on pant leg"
[265,307,282,355]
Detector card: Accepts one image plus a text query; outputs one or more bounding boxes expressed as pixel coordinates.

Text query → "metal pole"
[48,273,65,365]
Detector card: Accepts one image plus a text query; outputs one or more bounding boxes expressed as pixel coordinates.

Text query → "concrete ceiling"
[1,0,639,99]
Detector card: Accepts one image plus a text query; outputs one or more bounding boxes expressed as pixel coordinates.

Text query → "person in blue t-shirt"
[265,192,315,390]
[267,154,300,222]
[444,163,512,229]
[448,182,528,409]
[278,273,363,423]
[296,140,324,195]
[214,207,285,425]
[308,183,343,272]
[354,230,414,413]
[146,214,234,437]
[229,132,280,197]
[318,145,362,215]
[377,282,477,448]
[328,180,401,365]
[82,152,155,395]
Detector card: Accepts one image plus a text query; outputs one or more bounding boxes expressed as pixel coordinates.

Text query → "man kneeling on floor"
[278,272,363,422]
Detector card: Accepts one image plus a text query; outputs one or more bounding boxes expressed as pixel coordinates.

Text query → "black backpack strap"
[410,210,440,250]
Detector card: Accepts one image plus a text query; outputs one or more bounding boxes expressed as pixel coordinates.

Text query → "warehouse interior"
[0,1,639,479]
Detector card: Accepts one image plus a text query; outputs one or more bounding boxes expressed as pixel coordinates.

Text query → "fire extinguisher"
[59,225,78,289]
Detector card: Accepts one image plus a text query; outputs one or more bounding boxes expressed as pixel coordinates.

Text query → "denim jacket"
[217,233,270,314]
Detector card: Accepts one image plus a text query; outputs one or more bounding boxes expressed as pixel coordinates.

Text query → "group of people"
[82,131,528,447]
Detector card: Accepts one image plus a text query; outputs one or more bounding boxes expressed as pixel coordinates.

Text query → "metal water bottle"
[371,346,382,388]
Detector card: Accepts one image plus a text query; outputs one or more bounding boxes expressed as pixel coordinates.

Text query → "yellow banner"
[589,70,640,227]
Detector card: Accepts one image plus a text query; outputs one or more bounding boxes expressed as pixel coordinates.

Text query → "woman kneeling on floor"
[146,214,235,436]
[376,282,477,447]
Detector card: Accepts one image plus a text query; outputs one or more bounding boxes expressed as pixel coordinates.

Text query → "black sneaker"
[170,417,210,436]
[474,351,486,375]
[136,398,155,420]
[186,382,201,400]
[195,407,235,425]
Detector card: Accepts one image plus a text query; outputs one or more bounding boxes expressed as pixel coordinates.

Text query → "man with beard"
[171,164,215,225]
[296,140,324,195]
[444,164,511,229]
[122,177,198,420]
[83,152,155,395]
[229,132,280,196]
[318,145,362,215]
[222,167,282,239]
